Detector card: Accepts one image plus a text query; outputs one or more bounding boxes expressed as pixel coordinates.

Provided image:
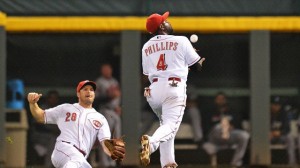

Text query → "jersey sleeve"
[183,37,201,66]
[44,104,64,124]
[97,116,111,142]
[142,48,149,75]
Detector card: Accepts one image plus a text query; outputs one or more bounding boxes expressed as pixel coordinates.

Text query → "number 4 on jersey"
[156,54,168,71]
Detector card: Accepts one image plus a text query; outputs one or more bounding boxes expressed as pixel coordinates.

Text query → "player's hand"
[221,117,231,139]
[27,92,42,104]
[144,87,151,97]
[104,138,126,161]
[199,57,206,66]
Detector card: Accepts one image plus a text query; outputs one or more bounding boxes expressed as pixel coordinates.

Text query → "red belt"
[62,141,86,156]
[152,77,181,83]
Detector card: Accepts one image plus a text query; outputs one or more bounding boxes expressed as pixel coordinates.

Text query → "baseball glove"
[104,138,126,161]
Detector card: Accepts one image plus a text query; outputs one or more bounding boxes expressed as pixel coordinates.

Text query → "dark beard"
[166,27,173,35]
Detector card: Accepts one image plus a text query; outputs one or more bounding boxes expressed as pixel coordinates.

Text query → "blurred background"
[0,0,300,167]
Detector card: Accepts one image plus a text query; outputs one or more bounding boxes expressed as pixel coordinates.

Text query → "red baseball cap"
[146,11,169,34]
[76,80,96,92]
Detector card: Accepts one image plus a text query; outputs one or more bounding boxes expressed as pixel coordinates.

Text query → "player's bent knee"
[203,142,217,155]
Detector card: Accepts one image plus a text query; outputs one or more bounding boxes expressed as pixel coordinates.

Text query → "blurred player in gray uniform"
[186,85,203,144]
[95,63,122,167]
[202,92,249,167]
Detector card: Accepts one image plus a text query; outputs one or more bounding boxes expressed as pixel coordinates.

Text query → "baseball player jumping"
[140,11,205,168]
[28,80,125,168]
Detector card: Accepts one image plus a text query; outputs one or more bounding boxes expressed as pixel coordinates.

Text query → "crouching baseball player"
[28,80,125,168]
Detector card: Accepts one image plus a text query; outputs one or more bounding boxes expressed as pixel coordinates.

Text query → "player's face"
[271,103,282,113]
[215,94,227,106]
[101,64,113,79]
[77,85,95,107]
[162,20,173,35]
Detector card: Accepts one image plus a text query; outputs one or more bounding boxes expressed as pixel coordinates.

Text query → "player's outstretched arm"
[27,92,45,123]
[190,57,206,72]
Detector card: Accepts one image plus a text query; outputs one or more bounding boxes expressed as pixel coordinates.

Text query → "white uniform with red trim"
[45,103,111,168]
[142,35,200,167]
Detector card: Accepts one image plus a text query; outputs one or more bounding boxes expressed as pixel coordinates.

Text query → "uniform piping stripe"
[99,137,110,142]
[156,105,185,143]
[83,112,96,154]
[82,113,89,151]
[72,105,82,149]
[43,110,47,124]
[55,147,71,159]
[154,87,187,143]
[188,56,201,66]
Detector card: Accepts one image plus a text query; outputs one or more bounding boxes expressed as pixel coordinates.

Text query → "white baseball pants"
[146,78,187,167]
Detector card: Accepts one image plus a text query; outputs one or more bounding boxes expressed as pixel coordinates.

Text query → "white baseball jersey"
[141,35,201,168]
[45,103,111,159]
[142,35,201,82]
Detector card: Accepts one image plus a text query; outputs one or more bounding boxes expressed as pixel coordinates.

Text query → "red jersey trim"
[188,56,201,66]
[43,110,47,124]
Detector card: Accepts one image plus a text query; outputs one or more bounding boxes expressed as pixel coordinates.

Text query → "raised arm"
[189,57,206,72]
[27,92,45,123]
